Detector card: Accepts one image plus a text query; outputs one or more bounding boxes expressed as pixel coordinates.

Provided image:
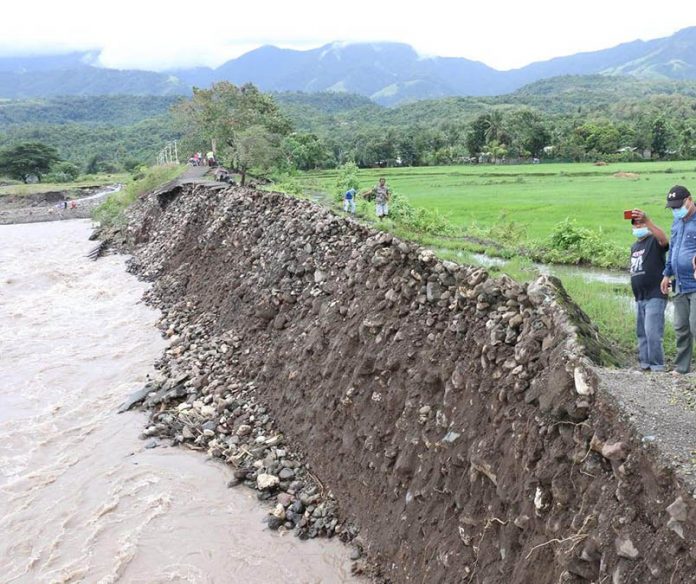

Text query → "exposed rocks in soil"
[105,183,696,584]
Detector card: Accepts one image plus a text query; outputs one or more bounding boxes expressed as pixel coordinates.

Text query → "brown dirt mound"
[613,172,640,179]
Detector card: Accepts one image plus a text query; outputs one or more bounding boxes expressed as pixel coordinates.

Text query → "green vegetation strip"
[92,165,185,228]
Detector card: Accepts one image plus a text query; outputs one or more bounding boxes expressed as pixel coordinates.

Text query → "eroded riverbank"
[0,219,360,583]
[109,182,696,583]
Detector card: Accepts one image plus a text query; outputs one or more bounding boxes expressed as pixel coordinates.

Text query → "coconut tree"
[483,110,507,144]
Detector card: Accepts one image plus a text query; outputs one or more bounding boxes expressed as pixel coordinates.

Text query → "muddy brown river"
[0,219,359,583]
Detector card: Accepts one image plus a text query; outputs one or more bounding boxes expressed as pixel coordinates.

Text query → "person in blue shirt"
[343,187,356,214]
[660,185,696,373]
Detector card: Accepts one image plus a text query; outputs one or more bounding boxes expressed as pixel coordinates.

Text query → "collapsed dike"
[110,182,696,584]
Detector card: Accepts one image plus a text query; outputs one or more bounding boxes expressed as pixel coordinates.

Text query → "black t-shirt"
[630,235,668,301]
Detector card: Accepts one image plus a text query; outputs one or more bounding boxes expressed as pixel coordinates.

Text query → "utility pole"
[156,140,181,166]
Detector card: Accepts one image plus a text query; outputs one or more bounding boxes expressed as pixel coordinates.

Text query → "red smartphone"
[623,210,633,220]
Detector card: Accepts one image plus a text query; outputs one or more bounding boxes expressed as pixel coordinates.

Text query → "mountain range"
[0,27,694,105]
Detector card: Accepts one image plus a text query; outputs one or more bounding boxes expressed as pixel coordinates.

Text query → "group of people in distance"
[189,151,217,167]
[630,184,696,373]
[343,177,391,220]
[55,199,78,210]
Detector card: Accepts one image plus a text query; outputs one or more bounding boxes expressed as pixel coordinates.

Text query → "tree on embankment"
[0,142,60,183]
[174,82,292,185]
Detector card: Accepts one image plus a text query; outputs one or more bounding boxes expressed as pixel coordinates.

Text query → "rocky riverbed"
[101,182,696,584]
[0,184,121,224]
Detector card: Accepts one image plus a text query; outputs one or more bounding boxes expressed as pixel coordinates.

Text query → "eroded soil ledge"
[114,183,696,584]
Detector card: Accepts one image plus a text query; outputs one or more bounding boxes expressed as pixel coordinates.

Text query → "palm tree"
[483,110,506,144]
[487,140,508,164]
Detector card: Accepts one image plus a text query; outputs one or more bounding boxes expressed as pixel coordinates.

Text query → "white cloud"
[0,0,693,70]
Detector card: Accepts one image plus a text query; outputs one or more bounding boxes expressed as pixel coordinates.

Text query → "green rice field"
[300,160,696,254]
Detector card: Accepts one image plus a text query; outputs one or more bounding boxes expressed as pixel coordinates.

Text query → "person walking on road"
[629,209,668,371]
[661,185,696,373]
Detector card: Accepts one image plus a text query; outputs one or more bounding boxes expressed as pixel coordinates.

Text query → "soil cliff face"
[121,184,696,584]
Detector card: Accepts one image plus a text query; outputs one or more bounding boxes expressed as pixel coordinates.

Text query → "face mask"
[632,227,649,238]
[673,204,689,220]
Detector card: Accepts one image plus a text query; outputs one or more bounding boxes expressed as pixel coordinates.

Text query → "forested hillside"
[0,96,183,126]
[1,76,695,171]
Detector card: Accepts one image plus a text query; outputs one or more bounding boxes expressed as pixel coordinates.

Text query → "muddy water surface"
[0,220,359,583]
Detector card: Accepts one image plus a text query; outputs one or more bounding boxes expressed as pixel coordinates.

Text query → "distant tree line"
[0,116,180,176]
[279,109,695,170]
[1,78,695,178]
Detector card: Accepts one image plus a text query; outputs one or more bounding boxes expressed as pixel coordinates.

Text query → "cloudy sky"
[2,0,694,71]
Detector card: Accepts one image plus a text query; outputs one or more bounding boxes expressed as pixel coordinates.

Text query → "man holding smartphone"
[660,185,696,373]
[630,208,668,371]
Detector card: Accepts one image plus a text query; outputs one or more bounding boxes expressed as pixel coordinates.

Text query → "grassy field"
[299,160,696,268]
